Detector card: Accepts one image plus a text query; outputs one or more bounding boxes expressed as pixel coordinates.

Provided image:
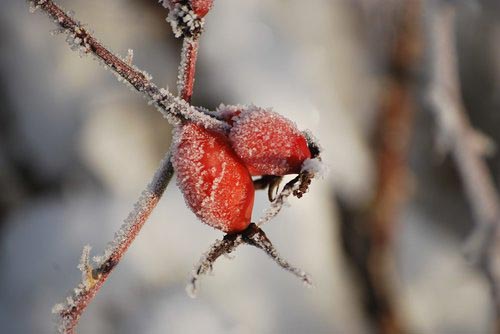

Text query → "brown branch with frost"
[339,1,421,333]
[28,0,227,132]
[52,153,174,334]
[428,3,500,330]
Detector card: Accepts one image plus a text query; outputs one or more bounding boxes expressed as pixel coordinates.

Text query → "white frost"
[301,158,328,179]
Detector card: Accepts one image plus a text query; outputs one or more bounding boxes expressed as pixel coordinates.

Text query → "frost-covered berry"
[172,122,255,233]
[221,105,312,176]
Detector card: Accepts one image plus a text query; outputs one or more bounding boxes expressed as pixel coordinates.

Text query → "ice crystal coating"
[223,105,312,176]
[77,244,95,289]
[172,123,255,233]
[301,158,328,178]
[166,1,205,39]
[161,0,213,18]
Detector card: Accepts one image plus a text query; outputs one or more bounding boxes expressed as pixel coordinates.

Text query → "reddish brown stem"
[53,154,174,334]
[178,38,199,102]
[29,0,227,132]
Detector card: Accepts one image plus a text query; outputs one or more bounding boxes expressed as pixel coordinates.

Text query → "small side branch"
[29,0,227,132]
[429,3,500,329]
[52,153,175,334]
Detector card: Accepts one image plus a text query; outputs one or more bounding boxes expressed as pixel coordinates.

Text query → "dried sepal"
[256,169,316,227]
[187,224,311,297]
[241,224,312,286]
[187,234,244,297]
[164,0,211,40]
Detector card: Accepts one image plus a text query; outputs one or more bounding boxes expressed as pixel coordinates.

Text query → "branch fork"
[28,1,322,332]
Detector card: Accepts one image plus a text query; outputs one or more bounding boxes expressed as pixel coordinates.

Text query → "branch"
[29,0,228,132]
[339,1,421,332]
[428,3,500,328]
[52,153,174,334]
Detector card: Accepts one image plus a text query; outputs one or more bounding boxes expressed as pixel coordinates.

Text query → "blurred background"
[1,0,500,333]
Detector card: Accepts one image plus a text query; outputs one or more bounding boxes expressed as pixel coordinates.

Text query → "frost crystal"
[77,244,95,290]
[166,2,205,39]
[125,49,134,65]
[159,0,170,9]
[51,303,64,315]
[301,158,328,179]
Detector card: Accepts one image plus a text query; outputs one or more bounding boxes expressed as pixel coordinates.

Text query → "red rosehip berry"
[172,122,255,233]
[221,106,312,176]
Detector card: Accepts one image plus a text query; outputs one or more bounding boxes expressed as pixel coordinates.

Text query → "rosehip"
[221,106,312,176]
[172,122,255,233]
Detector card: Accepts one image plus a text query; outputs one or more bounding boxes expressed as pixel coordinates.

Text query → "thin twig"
[178,38,199,102]
[428,3,500,330]
[52,153,174,334]
[29,0,228,132]
[187,224,312,297]
[339,1,421,332]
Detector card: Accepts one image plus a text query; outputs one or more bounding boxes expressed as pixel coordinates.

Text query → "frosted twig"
[52,153,174,334]
[177,38,199,102]
[187,234,244,297]
[29,0,228,132]
[188,224,311,297]
[429,3,500,327]
[243,224,312,286]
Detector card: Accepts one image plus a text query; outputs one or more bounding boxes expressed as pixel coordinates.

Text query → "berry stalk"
[178,38,199,102]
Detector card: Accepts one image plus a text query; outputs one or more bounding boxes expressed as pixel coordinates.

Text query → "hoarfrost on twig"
[28,0,228,132]
[52,152,174,333]
[187,224,312,297]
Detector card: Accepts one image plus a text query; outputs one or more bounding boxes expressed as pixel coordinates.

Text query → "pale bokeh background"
[1,1,499,333]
